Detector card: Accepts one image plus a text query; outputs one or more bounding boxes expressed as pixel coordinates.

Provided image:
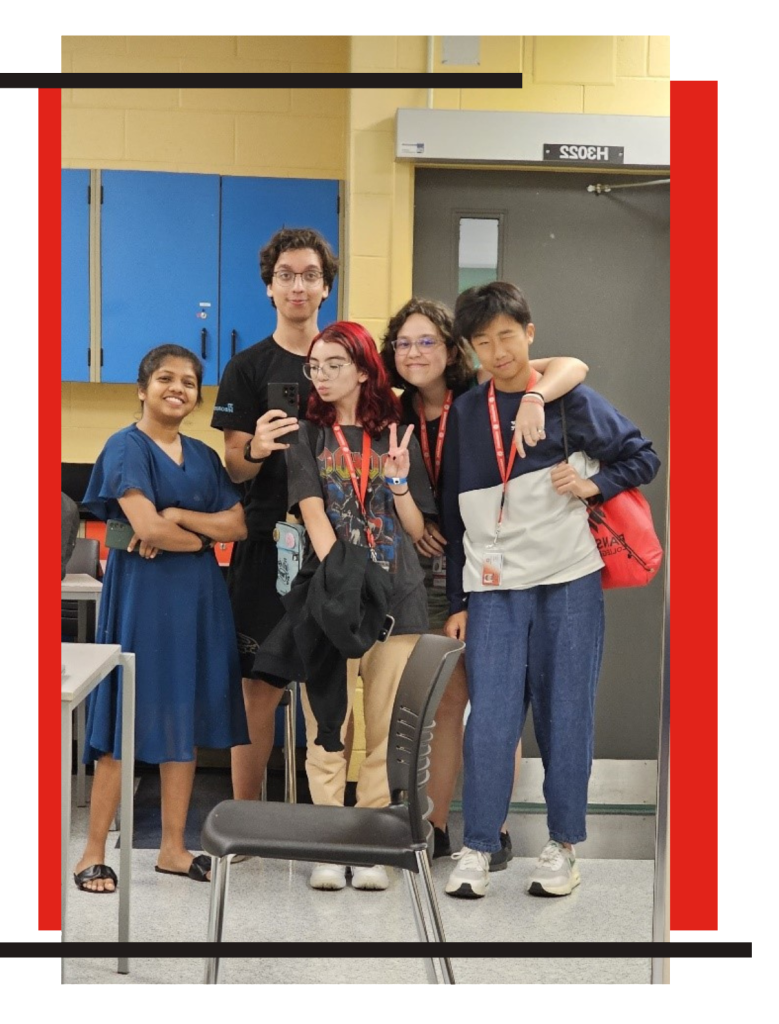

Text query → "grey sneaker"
[489,830,514,872]
[527,840,581,896]
[445,847,490,899]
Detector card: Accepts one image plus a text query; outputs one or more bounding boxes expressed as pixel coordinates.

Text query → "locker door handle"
[231,330,237,357]
[201,328,207,359]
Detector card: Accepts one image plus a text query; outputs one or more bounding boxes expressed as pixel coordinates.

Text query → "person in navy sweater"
[441,282,660,900]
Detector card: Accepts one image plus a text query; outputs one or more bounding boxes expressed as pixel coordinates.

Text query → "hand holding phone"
[105,519,136,551]
[267,382,300,445]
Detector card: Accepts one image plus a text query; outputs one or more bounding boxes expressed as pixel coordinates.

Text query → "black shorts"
[227,536,286,682]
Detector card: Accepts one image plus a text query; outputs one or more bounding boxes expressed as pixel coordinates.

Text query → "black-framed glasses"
[272,269,325,286]
[391,336,443,354]
[302,360,353,380]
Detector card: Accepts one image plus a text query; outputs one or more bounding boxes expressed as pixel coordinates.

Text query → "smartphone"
[105,519,136,551]
[377,614,396,643]
[267,382,300,445]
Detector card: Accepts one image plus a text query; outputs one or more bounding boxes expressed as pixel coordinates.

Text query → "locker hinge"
[337,194,340,215]
[100,348,104,366]
[87,348,90,367]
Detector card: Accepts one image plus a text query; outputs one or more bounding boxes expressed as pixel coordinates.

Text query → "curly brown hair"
[259,227,339,290]
[380,297,476,392]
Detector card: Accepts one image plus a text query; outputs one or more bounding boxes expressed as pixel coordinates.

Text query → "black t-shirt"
[399,379,476,505]
[286,421,437,634]
[211,335,313,540]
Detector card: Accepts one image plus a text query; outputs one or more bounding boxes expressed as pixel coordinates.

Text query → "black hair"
[453,281,533,342]
[137,344,204,406]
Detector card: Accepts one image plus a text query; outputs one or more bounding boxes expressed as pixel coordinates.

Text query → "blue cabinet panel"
[219,177,340,370]
[101,172,221,384]
[61,170,91,382]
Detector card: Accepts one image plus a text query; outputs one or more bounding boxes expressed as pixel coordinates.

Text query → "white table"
[62,642,135,975]
[61,575,103,807]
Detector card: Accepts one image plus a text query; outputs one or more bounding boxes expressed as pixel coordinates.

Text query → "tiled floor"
[64,773,657,985]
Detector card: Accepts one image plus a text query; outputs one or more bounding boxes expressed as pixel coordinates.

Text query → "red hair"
[306,321,402,438]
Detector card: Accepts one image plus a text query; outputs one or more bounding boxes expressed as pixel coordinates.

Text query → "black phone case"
[267,382,300,444]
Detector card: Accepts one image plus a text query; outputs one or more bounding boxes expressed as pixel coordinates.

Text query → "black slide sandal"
[73,864,118,892]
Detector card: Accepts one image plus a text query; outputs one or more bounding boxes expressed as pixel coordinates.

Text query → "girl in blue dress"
[73,345,250,893]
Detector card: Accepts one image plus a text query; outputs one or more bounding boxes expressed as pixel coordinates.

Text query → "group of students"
[72,226,660,903]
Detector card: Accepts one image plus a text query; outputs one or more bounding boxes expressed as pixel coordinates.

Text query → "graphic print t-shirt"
[286,421,437,634]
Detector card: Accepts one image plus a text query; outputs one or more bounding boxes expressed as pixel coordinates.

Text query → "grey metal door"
[413,168,669,760]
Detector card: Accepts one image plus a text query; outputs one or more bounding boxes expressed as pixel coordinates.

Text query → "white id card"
[432,553,447,590]
[481,550,504,587]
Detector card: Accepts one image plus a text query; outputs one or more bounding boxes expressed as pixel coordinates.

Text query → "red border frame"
[669,80,718,929]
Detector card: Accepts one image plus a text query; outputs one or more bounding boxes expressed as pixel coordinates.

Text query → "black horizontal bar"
[58,73,523,90]
[44,940,753,958]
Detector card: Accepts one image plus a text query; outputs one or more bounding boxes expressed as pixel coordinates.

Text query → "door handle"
[231,329,237,358]
[201,327,207,359]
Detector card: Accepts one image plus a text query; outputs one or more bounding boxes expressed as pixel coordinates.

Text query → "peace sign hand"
[383,423,414,489]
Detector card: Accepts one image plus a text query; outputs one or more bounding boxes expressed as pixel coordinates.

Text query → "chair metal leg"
[204,856,230,984]
[402,869,439,984]
[75,703,87,806]
[415,849,455,984]
[284,682,297,803]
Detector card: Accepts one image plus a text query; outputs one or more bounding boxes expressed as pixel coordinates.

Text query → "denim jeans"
[462,572,605,851]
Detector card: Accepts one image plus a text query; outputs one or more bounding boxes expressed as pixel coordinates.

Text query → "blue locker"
[61,170,91,382]
[219,176,340,369]
[101,171,221,384]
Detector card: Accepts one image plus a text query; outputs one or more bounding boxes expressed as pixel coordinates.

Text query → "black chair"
[62,537,102,808]
[61,537,102,642]
[201,633,466,985]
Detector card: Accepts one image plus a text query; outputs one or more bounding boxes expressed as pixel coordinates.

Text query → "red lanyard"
[487,371,538,534]
[332,424,376,550]
[416,389,453,489]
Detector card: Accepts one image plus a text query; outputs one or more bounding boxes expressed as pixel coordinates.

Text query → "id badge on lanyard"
[482,373,537,586]
[432,553,447,589]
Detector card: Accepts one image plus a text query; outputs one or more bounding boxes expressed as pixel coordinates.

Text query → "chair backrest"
[62,538,102,641]
[386,633,465,845]
[65,537,101,577]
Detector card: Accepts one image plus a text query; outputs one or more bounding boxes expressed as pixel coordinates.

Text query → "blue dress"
[82,424,250,763]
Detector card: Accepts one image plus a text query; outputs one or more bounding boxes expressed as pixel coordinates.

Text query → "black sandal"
[73,863,118,892]
[155,853,211,882]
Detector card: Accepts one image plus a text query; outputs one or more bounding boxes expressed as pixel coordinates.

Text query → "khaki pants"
[300,633,420,809]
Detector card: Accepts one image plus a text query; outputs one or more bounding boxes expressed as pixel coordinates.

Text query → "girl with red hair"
[286,321,436,892]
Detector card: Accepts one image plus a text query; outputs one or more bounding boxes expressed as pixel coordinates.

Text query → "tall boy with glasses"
[211,227,338,806]
[440,281,660,899]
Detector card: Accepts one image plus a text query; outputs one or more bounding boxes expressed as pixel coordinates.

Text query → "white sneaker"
[527,840,581,896]
[351,864,389,890]
[309,863,347,890]
[444,846,490,899]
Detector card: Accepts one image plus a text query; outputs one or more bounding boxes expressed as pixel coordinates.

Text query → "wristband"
[385,476,408,485]
[390,487,410,497]
[195,533,212,553]
[244,439,268,464]
[521,391,545,404]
